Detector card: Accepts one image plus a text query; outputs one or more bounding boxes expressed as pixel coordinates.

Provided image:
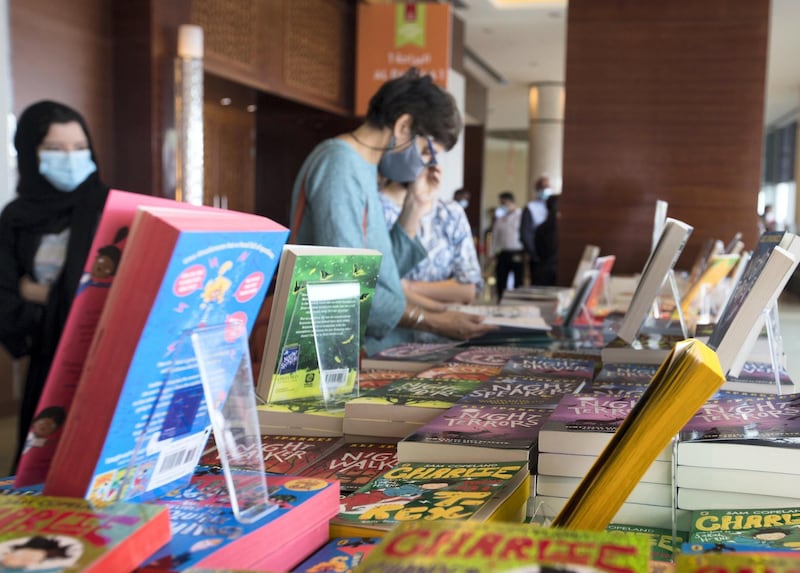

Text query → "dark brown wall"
[463,124,485,239]
[559,0,769,281]
[11,0,115,181]
[254,92,360,228]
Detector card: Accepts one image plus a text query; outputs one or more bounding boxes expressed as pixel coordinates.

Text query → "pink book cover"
[15,190,207,487]
[573,255,616,325]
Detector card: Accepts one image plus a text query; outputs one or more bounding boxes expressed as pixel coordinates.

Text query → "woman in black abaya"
[0,101,108,470]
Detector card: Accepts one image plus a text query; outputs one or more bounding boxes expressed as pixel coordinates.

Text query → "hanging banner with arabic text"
[355,2,451,117]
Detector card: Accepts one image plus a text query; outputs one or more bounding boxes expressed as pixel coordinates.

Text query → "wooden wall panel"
[559,0,769,280]
[11,0,115,181]
[193,0,355,115]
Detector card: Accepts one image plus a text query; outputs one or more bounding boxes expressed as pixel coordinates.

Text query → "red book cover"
[15,190,210,487]
[298,441,398,493]
[0,495,170,572]
[198,434,342,475]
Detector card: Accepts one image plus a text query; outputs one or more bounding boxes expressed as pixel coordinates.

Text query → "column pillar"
[528,82,564,196]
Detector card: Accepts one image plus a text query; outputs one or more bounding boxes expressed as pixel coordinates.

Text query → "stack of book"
[675,393,800,511]
[534,391,687,529]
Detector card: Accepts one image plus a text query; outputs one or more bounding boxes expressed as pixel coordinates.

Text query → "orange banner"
[355,2,451,117]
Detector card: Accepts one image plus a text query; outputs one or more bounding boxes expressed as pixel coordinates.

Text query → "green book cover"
[259,246,382,404]
[687,507,800,552]
[356,520,652,572]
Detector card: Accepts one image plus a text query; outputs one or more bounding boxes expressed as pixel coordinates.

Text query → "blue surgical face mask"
[378,135,436,184]
[38,149,97,192]
[458,199,469,209]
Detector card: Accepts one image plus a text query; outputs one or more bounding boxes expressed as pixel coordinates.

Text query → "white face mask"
[540,187,553,200]
[457,199,469,209]
[495,206,508,218]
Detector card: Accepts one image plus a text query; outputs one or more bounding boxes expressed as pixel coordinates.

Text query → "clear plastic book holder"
[118,321,275,524]
[649,269,689,339]
[264,281,361,409]
[727,301,785,394]
[304,281,361,407]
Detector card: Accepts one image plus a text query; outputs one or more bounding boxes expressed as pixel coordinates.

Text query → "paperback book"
[291,536,381,573]
[686,507,800,552]
[551,338,726,531]
[0,495,170,572]
[330,460,530,537]
[256,399,346,438]
[458,374,585,409]
[359,342,465,373]
[500,354,597,380]
[297,441,398,494]
[677,552,800,573]
[355,520,651,573]
[676,394,800,474]
[538,393,671,461]
[140,471,340,572]
[398,404,550,467]
[414,362,503,381]
[257,245,382,405]
[343,378,481,439]
[15,190,210,488]
[198,434,342,475]
[44,206,288,502]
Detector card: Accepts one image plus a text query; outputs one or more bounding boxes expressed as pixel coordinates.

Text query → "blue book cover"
[140,470,340,572]
[291,536,381,573]
[45,208,289,503]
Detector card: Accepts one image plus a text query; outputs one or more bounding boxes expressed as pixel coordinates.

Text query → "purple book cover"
[593,363,660,385]
[459,375,585,409]
[680,394,800,442]
[500,355,597,380]
[543,394,641,434]
[368,342,463,361]
[404,404,550,449]
[450,346,535,367]
[730,361,794,384]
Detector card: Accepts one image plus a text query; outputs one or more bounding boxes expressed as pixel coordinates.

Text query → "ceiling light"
[220,98,232,106]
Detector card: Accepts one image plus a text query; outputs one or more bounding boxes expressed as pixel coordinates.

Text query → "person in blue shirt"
[290,69,495,355]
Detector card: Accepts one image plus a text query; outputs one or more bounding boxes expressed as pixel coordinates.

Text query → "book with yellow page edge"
[551,338,726,531]
[354,520,652,573]
[329,460,529,537]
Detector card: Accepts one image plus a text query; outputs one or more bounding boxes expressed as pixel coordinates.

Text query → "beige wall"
[481,137,529,235]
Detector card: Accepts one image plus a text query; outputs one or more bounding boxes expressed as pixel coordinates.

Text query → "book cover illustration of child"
[0,535,82,572]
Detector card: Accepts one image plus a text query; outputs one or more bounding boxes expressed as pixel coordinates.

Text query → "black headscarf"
[5,101,108,303]
[7,100,106,232]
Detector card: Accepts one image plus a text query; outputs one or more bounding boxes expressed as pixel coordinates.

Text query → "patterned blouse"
[380,194,484,293]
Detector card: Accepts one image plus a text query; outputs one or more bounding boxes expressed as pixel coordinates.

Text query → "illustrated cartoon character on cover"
[0,535,82,572]
[201,260,234,307]
[732,526,800,550]
[21,407,66,455]
[307,555,350,573]
[76,226,128,295]
[340,482,448,515]
[144,538,224,571]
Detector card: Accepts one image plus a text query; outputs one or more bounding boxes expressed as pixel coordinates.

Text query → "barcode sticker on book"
[147,431,208,491]
[321,368,349,394]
